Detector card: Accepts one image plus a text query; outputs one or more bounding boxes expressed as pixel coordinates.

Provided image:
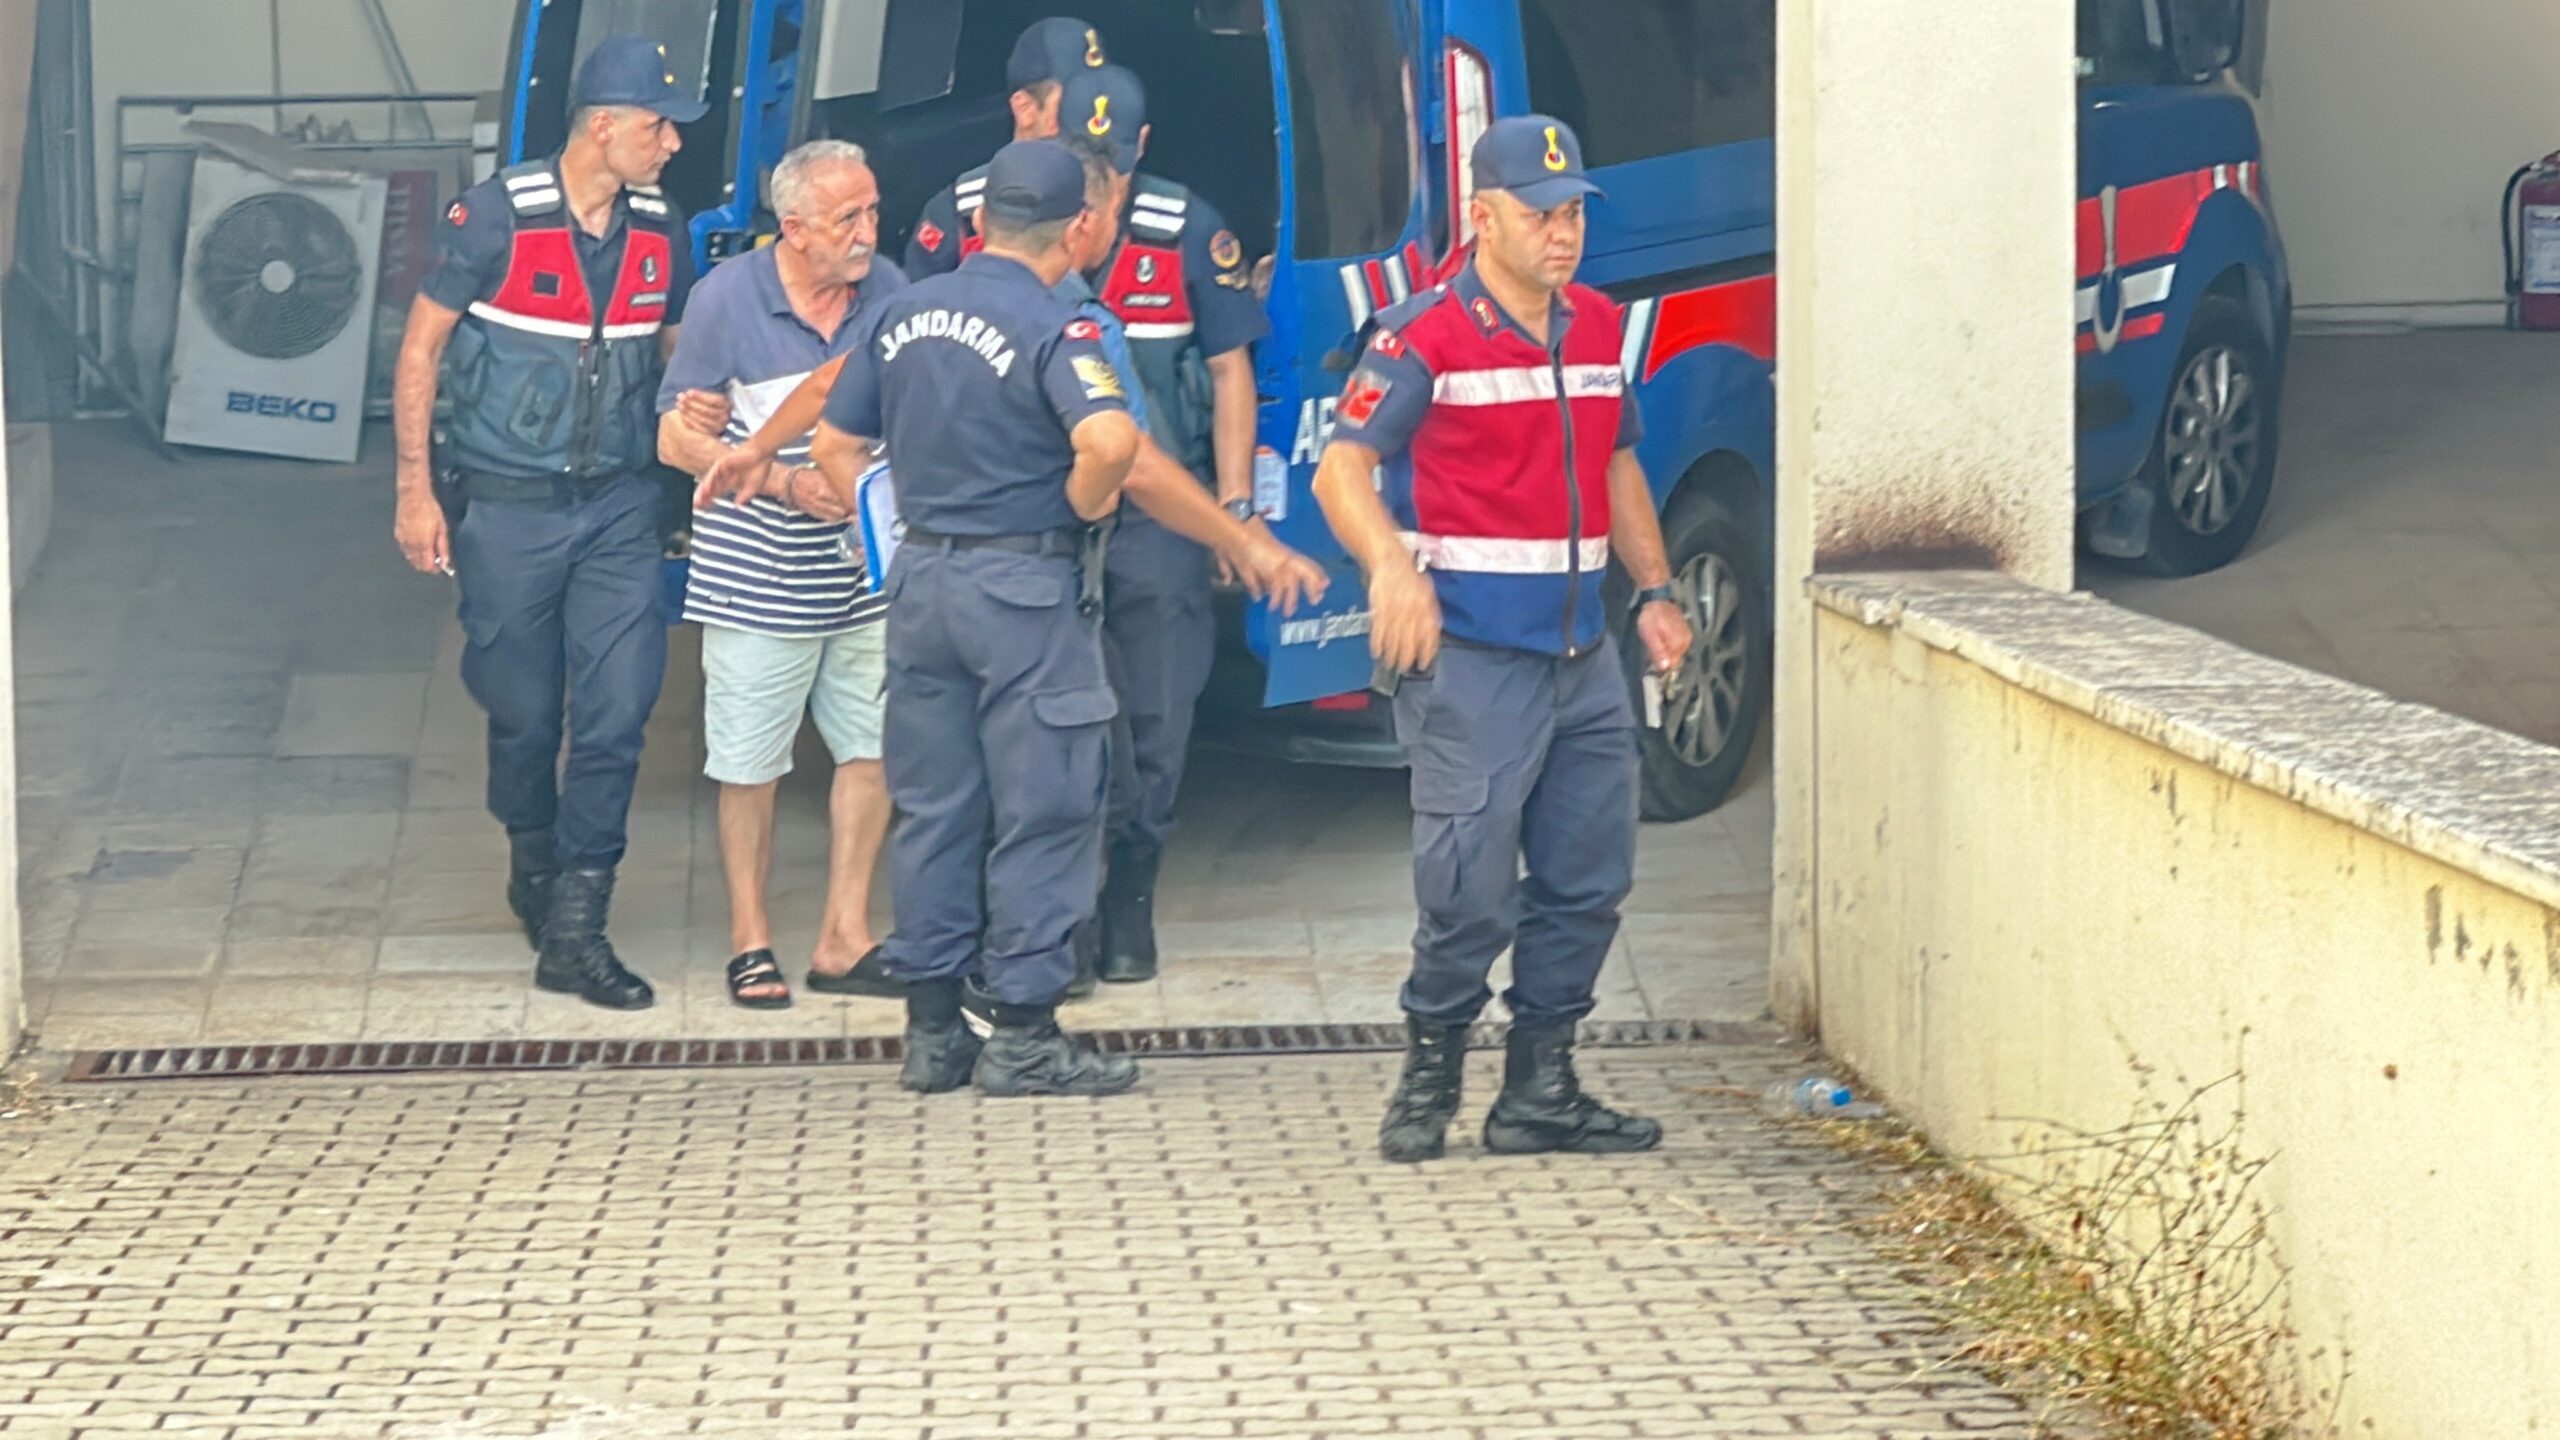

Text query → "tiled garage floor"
[10,422,1771,1050]
[22,328,2556,1051]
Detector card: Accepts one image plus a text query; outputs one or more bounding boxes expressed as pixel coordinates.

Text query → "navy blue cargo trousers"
[1101,519,1216,854]
[1391,637,1640,1029]
[880,541,1119,1006]
[450,475,669,870]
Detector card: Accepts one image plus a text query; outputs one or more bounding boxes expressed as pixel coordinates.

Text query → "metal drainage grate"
[59,1020,1758,1085]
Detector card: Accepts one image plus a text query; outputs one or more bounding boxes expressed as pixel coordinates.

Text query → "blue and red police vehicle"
[500,0,2290,821]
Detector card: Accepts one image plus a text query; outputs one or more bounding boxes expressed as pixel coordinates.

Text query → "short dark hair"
[1058,133,1118,204]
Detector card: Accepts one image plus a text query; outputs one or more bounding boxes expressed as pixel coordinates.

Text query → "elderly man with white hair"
[657,139,906,1010]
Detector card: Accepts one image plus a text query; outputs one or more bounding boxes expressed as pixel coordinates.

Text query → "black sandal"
[726,949,793,1010]
[805,946,904,998]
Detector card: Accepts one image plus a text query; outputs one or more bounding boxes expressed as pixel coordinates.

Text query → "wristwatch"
[1222,497,1257,522]
[1632,583,1677,617]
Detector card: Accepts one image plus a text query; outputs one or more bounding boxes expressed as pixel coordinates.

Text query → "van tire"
[2135,296,2279,576]
[1624,491,1769,823]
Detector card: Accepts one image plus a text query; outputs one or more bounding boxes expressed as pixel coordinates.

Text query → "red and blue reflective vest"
[1329,262,1641,657]
[440,160,678,480]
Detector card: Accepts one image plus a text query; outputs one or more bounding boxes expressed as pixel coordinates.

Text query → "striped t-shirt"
[657,248,907,636]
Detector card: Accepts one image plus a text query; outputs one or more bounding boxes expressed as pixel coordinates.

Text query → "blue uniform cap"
[1059,64,1146,174]
[575,35,711,123]
[981,140,1090,225]
[1007,16,1109,92]
[1470,114,1605,210]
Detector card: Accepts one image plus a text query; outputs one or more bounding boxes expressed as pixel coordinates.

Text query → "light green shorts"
[700,623,887,785]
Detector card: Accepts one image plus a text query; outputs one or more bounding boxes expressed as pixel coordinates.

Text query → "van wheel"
[1625,492,1769,823]
[2135,296,2279,576]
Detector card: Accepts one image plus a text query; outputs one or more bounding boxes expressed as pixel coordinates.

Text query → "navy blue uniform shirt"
[1133,183,1269,360]
[421,165,698,322]
[822,252,1132,537]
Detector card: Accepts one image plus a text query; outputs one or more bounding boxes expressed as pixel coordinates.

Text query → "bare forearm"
[391,296,459,497]
[811,422,875,510]
[658,411,730,477]
[747,362,839,459]
[1207,350,1257,503]
[1312,442,1408,579]
[1126,436,1251,552]
[1605,451,1672,589]
[1065,414,1141,521]
[1067,452,1131,521]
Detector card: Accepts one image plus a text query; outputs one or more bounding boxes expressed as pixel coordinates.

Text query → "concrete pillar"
[1770,1,2079,1034]
[0,0,33,1052]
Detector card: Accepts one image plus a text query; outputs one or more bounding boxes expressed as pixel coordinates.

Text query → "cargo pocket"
[1409,766,1488,820]
[1030,684,1119,824]
[1031,686,1119,729]
[1410,764,1492,924]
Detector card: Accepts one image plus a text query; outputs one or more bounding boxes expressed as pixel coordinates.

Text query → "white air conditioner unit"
[163,149,386,463]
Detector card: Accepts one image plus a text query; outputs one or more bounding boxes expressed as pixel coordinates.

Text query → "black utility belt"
[902,527,1082,558]
[452,469,638,505]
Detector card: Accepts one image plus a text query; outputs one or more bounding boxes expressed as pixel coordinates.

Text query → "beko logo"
[226,391,340,423]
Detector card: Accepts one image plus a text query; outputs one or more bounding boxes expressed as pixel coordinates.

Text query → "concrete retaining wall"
[1808,573,2559,1437]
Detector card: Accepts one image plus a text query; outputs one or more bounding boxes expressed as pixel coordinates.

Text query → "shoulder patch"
[446,200,469,227]
[1338,369,1395,428]
[1208,230,1242,270]
[1064,319,1102,342]
[1071,353,1125,401]
[1369,327,1404,358]
[915,218,945,254]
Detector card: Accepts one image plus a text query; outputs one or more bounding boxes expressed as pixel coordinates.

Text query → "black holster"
[1077,518,1114,619]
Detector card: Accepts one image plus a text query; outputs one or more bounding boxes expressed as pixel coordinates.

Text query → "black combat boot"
[1481,1021,1664,1155]
[506,829,557,951]
[532,867,655,1010]
[1377,1017,1469,1163]
[1065,917,1101,1001]
[1095,841,1160,983]
[900,977,983,1094]
[973,1004,1141,1098]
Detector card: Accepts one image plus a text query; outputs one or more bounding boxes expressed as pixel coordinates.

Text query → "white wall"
[88,0,517,225]
[2263,0,2560,316]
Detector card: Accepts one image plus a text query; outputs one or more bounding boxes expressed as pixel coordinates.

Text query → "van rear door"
[1253,0,1436,707]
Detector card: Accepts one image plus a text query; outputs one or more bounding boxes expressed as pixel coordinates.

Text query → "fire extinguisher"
[2505,152,2560,330]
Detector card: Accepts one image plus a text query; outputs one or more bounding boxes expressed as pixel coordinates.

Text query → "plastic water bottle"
[1760,1076,1883,1120]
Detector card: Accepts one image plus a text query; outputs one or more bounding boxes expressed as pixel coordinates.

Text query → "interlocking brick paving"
[0,1044,2044,1439]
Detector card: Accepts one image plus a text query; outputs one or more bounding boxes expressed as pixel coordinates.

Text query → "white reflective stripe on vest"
[1401,533,1611,575]
[468,302,662,343]
[1121,321,1196,340]
[1430,365,1626,407]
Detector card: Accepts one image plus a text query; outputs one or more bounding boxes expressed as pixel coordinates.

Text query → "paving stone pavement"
[0,1046,2049,1440]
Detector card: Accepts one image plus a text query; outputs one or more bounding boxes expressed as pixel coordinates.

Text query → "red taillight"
[1311,692,1371,712]
[1445,38,1493,254]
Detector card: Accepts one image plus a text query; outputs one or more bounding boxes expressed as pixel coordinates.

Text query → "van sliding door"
[1254,0,1434,708]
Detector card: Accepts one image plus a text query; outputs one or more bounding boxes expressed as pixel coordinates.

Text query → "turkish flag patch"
[1339,369,1393,427]
[1064,319,1103,342]
[1369,327,1405,358]
[446,201,468,227]
[915,218,945,253]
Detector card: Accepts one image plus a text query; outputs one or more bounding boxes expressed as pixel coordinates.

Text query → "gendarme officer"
[390,37,703,1009]
[1313,117,1695,1162]
[1055,63,1270,986]
[798,140,1144,1098]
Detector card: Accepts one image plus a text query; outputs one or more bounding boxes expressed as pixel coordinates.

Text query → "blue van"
[502,0,2290,822]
